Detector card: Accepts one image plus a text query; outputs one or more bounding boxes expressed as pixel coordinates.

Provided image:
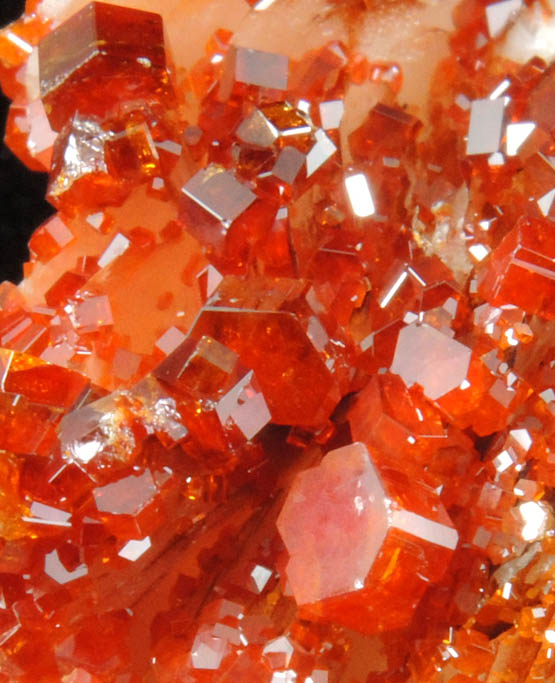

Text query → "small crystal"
[391,323,471,400]
[466,98,505,156]
[272,146,305,184]
[344,173,375,218]
[234,46,289,90]
[319,99,344,129]
[118,537,152,561]
[306,129,336,177]
[97,233,130,269]
[182,166,257,226]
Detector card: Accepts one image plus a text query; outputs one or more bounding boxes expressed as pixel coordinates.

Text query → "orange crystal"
[1,0,555,681]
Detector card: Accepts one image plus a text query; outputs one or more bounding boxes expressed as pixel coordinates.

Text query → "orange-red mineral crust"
[2,0,555,681]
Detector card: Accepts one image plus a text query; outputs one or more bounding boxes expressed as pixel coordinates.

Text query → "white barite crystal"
[272,146,305,184]
[45,549,88,585]
[390,509,458,550]
[155,326,186,355]
[466,98,505,156]
[216,370,271,440]
[319,99,345,129]
[182,166,256,226]
[505,122,535,156]
[344,173,376,218]
[118,537,152,561]
[391,323,471,400]
[486,0,523,38]
[306,129,337,177]
[235,47,289,90]
[97,233,130,269]
[236,109,278,147]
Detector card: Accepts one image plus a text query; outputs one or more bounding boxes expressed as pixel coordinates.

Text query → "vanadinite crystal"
[3,0,555,680]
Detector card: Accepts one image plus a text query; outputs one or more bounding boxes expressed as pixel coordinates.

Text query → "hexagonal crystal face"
[277,442,388,604]
[277,440,458,624]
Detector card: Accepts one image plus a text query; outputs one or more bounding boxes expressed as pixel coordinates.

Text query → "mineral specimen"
[1,0,555,681]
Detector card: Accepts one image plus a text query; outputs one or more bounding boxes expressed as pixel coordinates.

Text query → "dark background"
[0,0,54,283]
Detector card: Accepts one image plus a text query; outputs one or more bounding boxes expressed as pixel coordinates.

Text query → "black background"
[0,0,54,283]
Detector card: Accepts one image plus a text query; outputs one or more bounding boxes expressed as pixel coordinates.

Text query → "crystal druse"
[1,0,555,681]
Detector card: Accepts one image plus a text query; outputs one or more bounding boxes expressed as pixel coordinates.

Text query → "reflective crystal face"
[277,443,389,605]
[391,322,472,400]
[233,46,289,90]
[277,442,458,630]
[38,2,170,130]
[182,166,257,226]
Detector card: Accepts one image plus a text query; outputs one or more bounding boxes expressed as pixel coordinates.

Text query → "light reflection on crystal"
[466,98,505,156]
[191,631,229,670]
[155,326,187,355]
[519,501,548,541]
[391,323,471,400]
[182,166,257,226]
[234,46,289,90]
[236,109,278,147]
[505,121,535,156]
[345,173,375,218]
[272,146,305,184]
[23,501,72,527]
[486,0,523,38]
[44,549,88,584]
[319,99,344,129]
[97,233,130,269]
[306,129,336,177]
[118,536,152,561]
[94,470,157,516]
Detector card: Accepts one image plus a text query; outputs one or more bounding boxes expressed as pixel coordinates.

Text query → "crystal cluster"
[1,0,555,680]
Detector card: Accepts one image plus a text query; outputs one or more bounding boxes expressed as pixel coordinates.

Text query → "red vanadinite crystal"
[1,0,555,681]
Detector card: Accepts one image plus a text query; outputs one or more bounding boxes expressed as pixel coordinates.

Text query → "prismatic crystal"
[1,0,555,681]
